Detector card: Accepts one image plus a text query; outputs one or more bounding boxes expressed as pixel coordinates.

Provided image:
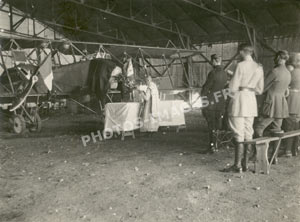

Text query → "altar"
[104,100,186,139]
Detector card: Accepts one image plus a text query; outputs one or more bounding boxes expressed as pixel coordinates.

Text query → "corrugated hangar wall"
[1,4,299,89]
[263,36,300,73]
[155,36,300,90]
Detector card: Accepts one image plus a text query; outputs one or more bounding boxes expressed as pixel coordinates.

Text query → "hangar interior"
[1,1,300,222]
[1,0,300,89]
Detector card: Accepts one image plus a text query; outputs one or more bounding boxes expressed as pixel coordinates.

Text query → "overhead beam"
[8,3,13,31]
[127,2,184,48]
[179,0,253,28]
[191,45,214,67]
[240,12,277,54]
[172,1,210,36]
[144,58,163,77]
[0,1,6,10]
[1,3,131,44]
[215,17,232,33]
[267,9,282,26]
[12,16,27,31]
[43,20,128,43]
[64,0,189,38]
[242,13,256,57]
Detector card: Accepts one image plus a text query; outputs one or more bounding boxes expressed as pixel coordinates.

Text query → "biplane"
[0,36,202,134]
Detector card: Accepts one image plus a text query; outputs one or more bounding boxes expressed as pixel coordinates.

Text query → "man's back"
[202,65,227,111]
[266,65,291,94]
[229,59,264,93]
[287,68,300,116]
[228,57,264,117]
[290,68,300,90]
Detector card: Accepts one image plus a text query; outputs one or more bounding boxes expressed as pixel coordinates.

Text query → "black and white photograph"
[0,0,300,221]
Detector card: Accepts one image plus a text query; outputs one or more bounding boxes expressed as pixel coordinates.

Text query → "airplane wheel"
[11,114,26,134]
[28,113,42,133]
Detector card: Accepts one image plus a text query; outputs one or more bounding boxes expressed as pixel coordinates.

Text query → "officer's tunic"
[228,57,264,117]
[287,68,300,117]
[282,67,300,154]
[261,64,291,118]
[227,56,264,142]
[201,65,228,149]
[202,65,228,111]
[255,64,291,137]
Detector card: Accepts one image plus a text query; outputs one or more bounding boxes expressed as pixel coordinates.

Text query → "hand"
[284,88,289,97]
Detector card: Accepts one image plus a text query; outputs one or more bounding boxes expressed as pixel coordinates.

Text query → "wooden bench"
[243,129,300,174]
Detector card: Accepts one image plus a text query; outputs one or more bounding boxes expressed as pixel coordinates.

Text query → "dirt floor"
[0,111,299,222]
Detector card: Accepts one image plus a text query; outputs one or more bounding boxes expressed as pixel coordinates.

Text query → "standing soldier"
[254,50,291,164]
[282,53,300,157]
[222,44,264,173]
[201,54,228,154]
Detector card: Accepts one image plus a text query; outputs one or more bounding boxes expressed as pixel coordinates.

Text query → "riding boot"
[203,130,215,154]
[242,144,251,171]
[221,140,243,173]
[284,138,293,157]
[249,148,256,162]
[249,132,262,161]
[292,136,299,156]
[211,130,218,152]
[235,142,244,169]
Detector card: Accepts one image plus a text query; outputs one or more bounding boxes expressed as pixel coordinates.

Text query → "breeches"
[228,117,254,142]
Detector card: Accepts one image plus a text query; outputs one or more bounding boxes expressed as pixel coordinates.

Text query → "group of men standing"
[201,44,300,173]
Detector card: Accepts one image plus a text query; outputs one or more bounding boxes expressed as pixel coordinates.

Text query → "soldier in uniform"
[222,44,264,173]
[254,50,291,164]
[282,53,300,157]
[201,54,228,154]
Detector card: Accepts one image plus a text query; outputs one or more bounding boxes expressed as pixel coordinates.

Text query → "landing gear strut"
[9,106,42,134]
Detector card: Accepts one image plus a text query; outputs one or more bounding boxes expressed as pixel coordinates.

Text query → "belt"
[239,87,255,92]
[290,89,300,92]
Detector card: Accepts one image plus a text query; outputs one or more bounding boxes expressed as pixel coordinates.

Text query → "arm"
[263,70,276,93]
[141,88,151,101]
[285,72,292,97]
[255,66,264,95]
[228,63,242,92]
[202,71,214,95]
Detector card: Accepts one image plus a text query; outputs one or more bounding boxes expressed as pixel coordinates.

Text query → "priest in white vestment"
[140,76,160,132]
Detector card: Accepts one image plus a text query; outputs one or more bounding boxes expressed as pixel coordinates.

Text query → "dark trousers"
[282,115,300,155]
[254,117,284,160]
[202,109,224,148]
[254,117,283,137]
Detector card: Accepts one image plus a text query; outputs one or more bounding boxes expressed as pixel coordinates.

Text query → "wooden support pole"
[242,13,258,59]
[0,49,14,93]
[199,52,214,67]
[175,24,186,49]
[177,52,190,88]
[138,49,149,77]
[9,4,13,31]
[161,58,176,76]
[162,55,174,88]
[144,58,163,77]
[224,52,239,70]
